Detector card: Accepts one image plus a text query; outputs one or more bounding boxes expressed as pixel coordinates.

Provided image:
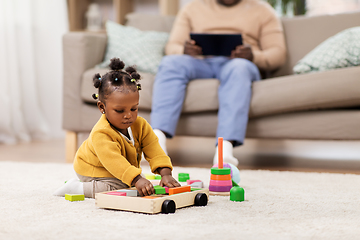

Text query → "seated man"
[151,0,287,166]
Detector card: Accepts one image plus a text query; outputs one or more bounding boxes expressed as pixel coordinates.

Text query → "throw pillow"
[293,26,360,74]
[97,21,169,74]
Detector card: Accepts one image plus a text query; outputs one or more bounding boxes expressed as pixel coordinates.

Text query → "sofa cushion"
[293,26,360,74]
[97,21,169,74]
[271,11,360,78]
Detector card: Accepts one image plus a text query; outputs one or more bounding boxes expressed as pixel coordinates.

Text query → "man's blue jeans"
[150,55,261,146]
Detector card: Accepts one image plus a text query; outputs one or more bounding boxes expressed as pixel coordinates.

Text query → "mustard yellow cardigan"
[73,115,173,186]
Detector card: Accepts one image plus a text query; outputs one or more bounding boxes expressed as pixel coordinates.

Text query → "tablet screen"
[190,33,243,56]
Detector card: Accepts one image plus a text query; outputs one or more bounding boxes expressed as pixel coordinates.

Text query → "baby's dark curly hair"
[92,58,141,102]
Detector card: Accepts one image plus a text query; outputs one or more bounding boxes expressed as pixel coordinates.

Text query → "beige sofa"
[63,11,360,163]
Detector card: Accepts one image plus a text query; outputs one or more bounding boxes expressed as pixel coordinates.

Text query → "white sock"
[213,140,239,166]
[53,178,84,197]
[153,129,168,155]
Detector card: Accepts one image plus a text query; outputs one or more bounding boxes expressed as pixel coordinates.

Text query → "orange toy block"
[168,186,191,195]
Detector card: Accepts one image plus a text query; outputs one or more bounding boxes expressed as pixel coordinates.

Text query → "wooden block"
[117,189,138,197]
[190,181,204,188]
[154,186,166,195]
[106,192,126,196]
[168,186,191,195]
[65,194,85,201]
[186,180,202,185]
[145,174,155,180]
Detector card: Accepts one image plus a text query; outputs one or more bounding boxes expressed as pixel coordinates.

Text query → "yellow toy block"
[65,194,85,201]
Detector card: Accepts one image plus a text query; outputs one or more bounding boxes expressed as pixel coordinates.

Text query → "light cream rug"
[1,161,360,240]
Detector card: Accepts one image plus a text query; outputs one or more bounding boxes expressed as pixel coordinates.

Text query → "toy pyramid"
[209,137,232,195]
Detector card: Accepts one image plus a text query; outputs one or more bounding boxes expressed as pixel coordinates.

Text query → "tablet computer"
[190,33,243,56]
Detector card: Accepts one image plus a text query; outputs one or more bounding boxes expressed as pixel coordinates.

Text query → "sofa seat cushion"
[81,68,220,113]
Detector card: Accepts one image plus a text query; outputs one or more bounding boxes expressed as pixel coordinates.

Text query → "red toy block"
[168,186,191,195]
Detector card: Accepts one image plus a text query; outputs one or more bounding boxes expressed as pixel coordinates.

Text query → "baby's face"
[103,89,139,135]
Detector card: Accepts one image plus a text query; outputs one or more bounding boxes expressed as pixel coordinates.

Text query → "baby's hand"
[160,175,181,188]
[134,177,155,196]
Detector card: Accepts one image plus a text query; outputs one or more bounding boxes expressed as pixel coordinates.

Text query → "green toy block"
[155,175,162,180]
[230,186,245,202]
[178,173,190,182]
[65,194,85,202]
[153,185,166,195]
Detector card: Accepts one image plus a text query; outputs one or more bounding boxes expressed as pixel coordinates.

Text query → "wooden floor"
[1,136,360,174]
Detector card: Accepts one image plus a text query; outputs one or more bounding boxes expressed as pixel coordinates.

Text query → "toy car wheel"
[162,200,176,214]
[194,193,208,206]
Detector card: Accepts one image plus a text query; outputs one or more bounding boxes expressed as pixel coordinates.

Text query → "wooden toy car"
[95,187,209,214]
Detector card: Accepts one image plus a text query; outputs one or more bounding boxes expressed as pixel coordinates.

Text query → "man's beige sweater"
[166,0,287,71]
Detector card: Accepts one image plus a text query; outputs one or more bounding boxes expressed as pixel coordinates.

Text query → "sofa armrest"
[62,32,107,130]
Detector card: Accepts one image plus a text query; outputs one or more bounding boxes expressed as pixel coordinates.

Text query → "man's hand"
[184,40,202,56]
[230,44,254,61]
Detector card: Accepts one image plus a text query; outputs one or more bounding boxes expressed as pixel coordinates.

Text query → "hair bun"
[109,58,125,71]
[130,72,141,80]
[93,73,102,88]
[125,66,137,74]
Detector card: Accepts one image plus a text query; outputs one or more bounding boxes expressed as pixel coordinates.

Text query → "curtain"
[0,0,67,144]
